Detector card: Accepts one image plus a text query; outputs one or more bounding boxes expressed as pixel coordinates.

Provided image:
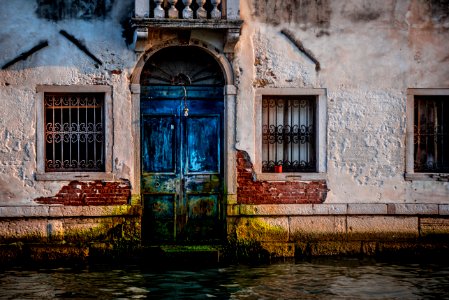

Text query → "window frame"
[255,88,327,181]
[36,85,113,181]
[405,88,449,181]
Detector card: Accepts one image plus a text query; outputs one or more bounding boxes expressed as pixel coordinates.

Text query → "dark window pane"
[262,96,316,173]
[414,96,449,173]
[44,93,105,172]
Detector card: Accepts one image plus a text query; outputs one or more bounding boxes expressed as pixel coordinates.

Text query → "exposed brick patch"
[237,151,327,204]
[35,180,131,206]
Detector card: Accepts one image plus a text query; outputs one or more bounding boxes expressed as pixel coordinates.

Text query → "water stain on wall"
[341,0,385,23]
[35,0,114,20]
[252,0,332,28]
[34,0,134,44]
[429,0,449,23]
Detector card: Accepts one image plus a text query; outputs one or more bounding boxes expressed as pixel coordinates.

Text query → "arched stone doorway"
[139,46,227,244]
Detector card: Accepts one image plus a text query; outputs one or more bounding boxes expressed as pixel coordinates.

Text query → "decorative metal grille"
[262,96,316,172]
[414,96,449,173]
[44,93,104,172]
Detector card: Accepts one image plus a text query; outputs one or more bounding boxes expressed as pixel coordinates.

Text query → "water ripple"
[1,258,449,299]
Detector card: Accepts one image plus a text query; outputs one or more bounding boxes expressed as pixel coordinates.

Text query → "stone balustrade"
[148,0,223,20]
[132,0,241,52]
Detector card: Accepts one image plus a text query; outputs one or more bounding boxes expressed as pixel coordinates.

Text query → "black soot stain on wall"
[35,0,114,20]
[35,0,134,44]
[253,0,332,28]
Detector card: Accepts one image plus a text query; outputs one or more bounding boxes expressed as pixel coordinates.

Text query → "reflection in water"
[1,258,449,299]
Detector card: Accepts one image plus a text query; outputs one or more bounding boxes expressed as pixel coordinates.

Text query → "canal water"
[1,257,449,299]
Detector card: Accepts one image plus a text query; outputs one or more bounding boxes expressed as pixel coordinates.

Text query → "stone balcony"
[132,0,242,52]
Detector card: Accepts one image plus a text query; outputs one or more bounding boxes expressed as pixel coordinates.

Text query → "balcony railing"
[133,0,241,52]
[136,0,226,20]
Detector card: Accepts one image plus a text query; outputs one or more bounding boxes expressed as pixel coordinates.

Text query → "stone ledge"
[347,204,388,214]
[131,18,243,30]
[0,205,141,218]
[387,204,439,215]
[238,204,347,216]
[439,205,449,215]
[0,206,50,218]
[234,203,448,216]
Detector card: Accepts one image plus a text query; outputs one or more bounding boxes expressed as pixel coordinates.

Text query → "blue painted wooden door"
[141,86,224,244]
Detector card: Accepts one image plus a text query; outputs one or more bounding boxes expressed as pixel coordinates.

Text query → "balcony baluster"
[196,0,207,19]
[182,0,193,19]
[167,0,179,18]
[153,0,165,18]
[210,0,221,19]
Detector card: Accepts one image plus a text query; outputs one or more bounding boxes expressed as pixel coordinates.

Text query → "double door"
[141,87,224,244]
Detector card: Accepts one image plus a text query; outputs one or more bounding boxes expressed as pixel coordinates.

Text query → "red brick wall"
[35,180,131,205]
[237,151,327,204]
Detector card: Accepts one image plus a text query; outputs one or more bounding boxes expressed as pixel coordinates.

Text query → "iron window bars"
[44,93,104,172]
[414,96,449,173]
[262,95,316,172]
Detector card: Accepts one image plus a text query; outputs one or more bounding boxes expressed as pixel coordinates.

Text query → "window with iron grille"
[44,93,105,172]
[262,95,316,172]
[414,95,449,173]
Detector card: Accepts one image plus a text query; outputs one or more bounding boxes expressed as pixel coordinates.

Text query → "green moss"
[222,234,270,264]
[235,218,288,242]
[224,218,287,263]
[160,245,220,252]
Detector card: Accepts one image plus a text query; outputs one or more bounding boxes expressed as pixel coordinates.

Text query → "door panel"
[142,116,176,173]
[143,194,175,242]
[186,116,220,173]
[141,91,224,244]
[182,194,220,240]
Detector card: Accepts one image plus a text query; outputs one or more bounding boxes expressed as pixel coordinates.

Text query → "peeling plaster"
[235,0,449,204]
[0,0,448,207]
[0,0,135,204]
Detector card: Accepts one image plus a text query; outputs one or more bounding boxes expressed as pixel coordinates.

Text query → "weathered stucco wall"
[0,0,448,209]
[234,0,449,204]
[0,0,136,205]
[0,0,449,259]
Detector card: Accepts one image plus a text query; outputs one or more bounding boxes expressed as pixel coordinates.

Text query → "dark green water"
[1,258,449,299]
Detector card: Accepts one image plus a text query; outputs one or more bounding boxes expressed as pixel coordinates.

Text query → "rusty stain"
[190,197,215,217]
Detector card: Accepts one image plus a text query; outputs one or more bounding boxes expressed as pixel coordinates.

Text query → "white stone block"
[0,206,49,217]
[347,216,418,240]
[290,216,346,239]
[347,204,387,214]
[438,205,449,215]
[312,204,347,215]
[388,204,438,215]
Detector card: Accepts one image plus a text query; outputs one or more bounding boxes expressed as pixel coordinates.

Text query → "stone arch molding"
[131,38,235,86]
[129,38,238,203]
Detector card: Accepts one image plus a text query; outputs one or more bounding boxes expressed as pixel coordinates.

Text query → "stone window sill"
[36,172,115,181]
[404,173,449,182]
[256,172,327,182]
